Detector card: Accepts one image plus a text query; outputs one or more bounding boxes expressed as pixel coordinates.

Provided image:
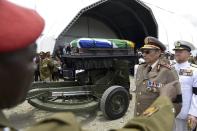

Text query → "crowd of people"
[33,44,72,81]
[33,51,62,81]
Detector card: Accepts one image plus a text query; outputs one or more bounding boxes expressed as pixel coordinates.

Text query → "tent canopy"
[56,0,158,49]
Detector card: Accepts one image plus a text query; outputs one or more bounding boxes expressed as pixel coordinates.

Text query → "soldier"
[0,0,44,130]
[39,51,54,81]
[135,36,182,116]
[52,56,61,81]
[173,41,197,131]
[0,1,182,131]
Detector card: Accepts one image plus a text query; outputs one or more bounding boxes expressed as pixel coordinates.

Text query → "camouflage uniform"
[40,58,54,81]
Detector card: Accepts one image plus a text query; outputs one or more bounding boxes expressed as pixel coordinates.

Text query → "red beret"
[0,0,44,53]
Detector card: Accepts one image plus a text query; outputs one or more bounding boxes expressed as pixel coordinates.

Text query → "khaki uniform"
[135,58,180,116]
[0,96,175,131]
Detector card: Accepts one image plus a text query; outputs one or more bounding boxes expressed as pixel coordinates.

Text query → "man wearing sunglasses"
[135,36,182,117]
[173,41,197,131]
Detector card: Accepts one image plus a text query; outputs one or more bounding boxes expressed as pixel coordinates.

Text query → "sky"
[141,0,197,52]
[142,0,197,27]
[9,0,197,28]
[9,0,197,53]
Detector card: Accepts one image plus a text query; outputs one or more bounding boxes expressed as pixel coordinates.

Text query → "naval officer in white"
[173,40,197,131]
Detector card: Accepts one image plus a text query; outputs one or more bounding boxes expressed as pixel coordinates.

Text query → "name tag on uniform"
[179,69,193,76]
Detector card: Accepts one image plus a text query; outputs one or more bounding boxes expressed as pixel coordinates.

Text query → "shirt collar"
[150,59,159,69]
[176,61,190,67]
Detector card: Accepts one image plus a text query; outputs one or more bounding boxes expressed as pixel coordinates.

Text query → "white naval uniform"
[173,61,197,131]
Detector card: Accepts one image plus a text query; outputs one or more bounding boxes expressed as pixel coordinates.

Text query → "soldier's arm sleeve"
[166,68,179,83]
[165,68,182,99]
[189,70,197,117]
[26,113,83,131]
[114,96,175,131]
[165,68,182,115]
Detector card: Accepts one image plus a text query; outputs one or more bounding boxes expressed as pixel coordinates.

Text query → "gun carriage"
[27,38,137,119]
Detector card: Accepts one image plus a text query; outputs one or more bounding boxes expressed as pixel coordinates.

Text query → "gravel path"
[3,76,136,131]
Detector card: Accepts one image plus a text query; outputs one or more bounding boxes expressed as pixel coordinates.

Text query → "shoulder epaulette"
[159,63,171,69]
[191,64,197,68]
[170,62,176,66]
[139,62,146,65]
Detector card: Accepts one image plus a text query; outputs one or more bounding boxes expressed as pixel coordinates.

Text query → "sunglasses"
[141,50,152,54]
[141,49,159,54]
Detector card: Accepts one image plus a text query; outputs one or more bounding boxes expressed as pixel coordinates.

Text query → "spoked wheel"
[100,86,130,120]
[28,93,98,112]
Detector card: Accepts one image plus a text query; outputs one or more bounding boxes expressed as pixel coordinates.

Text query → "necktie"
[148,66,152,73]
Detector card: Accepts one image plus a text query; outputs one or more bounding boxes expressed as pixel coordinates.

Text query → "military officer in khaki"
[0,1,182,131]
[135,36,182,116]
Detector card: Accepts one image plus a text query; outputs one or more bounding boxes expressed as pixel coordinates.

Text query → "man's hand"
[188,115,197,130]
[159,80,179,100]
[159,80,182,116]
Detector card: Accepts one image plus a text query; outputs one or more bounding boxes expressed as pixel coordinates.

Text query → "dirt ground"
[3,76,136,131]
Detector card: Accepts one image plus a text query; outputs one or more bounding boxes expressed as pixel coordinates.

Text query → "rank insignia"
[143,106,159,117]
[175,41,181,47]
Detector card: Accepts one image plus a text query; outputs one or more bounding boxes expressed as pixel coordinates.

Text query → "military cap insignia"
[175,41,181,47]
[142,106,159,117]
[144,37,149,44]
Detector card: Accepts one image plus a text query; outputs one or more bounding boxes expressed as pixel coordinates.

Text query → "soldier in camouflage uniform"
[0,1,183,131]
[135,36,182,116]
[39,52,54,81]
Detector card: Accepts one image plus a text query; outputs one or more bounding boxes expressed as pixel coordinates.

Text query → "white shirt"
[174,61,197,119]
[150,59,159,69]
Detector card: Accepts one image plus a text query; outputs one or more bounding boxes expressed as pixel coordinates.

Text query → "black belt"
[193,87,197,95]
[173,94,182,103]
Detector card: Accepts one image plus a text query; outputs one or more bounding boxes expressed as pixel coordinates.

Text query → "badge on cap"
[144,37,149,45]
[175,41,181,48]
